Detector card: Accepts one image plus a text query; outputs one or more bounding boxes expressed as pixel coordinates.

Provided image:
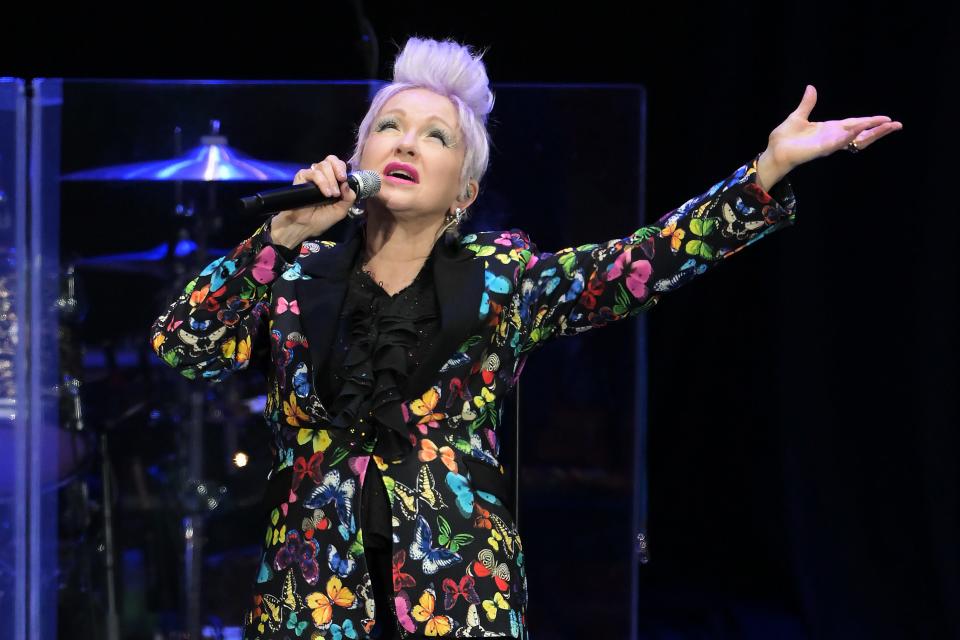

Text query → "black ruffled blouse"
[321,249,441,550]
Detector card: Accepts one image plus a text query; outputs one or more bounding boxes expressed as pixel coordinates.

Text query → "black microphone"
[239,170,382,215]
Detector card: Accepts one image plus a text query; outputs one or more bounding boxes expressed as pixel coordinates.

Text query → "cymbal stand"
[99,431,120,640]
[173,121,230,640]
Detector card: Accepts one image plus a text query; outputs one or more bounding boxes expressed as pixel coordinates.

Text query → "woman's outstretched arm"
[511,85,902,352]
[510,152,796,352]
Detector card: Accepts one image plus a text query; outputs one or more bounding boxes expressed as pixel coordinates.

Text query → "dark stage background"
[7,2,957,638]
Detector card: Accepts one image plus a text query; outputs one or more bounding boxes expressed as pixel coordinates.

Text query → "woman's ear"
[460,178,480,209]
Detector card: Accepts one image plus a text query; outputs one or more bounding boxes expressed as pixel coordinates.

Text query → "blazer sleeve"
[513,152,797,352]
[149,215,300,382]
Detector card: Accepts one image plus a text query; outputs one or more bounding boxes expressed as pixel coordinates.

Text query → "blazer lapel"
[296,218,364,390]
[403,233,484,400]
[296,218,484,404]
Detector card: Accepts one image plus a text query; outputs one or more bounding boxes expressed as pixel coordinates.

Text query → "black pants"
[366,542,400,639]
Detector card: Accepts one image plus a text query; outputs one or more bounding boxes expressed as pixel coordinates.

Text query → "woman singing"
[150,36,901,640]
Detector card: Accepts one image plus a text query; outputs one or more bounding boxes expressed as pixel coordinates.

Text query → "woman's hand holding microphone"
[269,155,357,249]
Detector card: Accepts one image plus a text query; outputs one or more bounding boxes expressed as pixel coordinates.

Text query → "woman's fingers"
[329,155,348,181]
[310,159,340,197]
[296,155,352,198]
[340,180,356,204]
[841,115,893,130]
[851,121,903,150]
[849,119,902,140]
[792,85,818,120]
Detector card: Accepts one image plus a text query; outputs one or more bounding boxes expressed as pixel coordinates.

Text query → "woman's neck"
[362,210,445,264]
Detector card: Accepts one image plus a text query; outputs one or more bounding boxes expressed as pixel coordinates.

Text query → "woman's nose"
[396,132,418,155]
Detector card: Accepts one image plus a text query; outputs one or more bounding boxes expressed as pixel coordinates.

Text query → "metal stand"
[99,433,120,640]
[184,385,206,640]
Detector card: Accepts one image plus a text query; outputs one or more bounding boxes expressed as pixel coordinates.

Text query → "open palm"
[765,85,903,171]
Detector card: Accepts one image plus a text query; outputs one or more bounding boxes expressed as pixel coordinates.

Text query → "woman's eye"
[376,121,449,145]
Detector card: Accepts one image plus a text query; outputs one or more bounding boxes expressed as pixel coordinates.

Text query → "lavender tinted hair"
[347,37,495,234]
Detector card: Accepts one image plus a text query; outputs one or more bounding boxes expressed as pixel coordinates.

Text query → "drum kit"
[51,119,303,639]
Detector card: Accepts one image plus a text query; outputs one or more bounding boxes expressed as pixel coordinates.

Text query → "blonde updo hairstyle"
[347,36,495,239]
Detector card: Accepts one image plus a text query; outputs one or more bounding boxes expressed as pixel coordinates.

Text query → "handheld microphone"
[239,170,382,215]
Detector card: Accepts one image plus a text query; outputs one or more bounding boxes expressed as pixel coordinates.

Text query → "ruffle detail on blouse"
[327,258,439,462]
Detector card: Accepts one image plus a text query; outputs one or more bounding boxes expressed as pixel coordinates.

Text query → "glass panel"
[31,77,65,640]
[490,84,647,639]
[0,76,27,640]
[52,79,645,639]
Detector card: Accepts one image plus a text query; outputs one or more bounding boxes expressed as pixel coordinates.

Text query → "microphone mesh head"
[349,170,382,199]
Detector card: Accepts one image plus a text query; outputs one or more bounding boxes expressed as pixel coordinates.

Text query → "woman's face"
[360,88,469,222]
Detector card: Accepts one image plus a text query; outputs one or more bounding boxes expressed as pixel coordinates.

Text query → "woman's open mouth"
[384,175,418,185]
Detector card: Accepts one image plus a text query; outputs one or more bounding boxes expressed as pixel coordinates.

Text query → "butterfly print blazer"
[150,153,797,639]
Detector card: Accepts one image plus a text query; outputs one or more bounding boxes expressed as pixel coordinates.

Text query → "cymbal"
[62,132,301,182]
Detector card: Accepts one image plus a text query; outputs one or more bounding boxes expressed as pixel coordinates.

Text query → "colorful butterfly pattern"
[150,154,796,638]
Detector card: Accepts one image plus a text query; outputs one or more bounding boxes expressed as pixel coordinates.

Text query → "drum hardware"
[62,119,302,639]
[60,120,303,183]
[180,478,229,514]
[99,431,121,640]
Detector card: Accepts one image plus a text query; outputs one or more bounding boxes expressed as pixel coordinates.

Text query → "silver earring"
[347,204,365,219]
